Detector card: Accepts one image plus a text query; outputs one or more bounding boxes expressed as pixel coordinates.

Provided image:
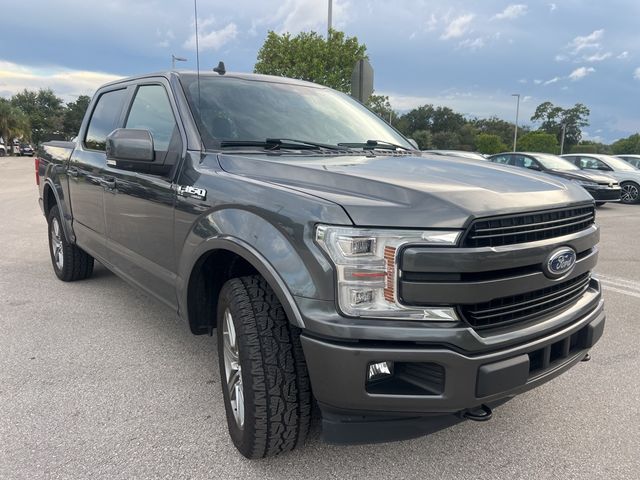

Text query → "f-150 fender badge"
[176,185,207,200]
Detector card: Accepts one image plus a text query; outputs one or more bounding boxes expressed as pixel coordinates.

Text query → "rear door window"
[84,89,127,151]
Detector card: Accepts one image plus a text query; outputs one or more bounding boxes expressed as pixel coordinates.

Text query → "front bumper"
[301,297,604,418]
[584,186,621,201]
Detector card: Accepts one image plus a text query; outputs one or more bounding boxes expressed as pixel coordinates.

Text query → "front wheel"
[216,275,311,458]
[620,182,640,204]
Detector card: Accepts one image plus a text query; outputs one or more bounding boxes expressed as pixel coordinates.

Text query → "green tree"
[611,133,640,154]
[431,131,460,150]
[517,132,559,153]
[476,133,507,154]
[11,88,64,144]
[366,94,394,122]
[410,130,432,150]
[472,116,528,147]
[395,105,435,136]
[530,102,590,150]
[63,95,91,139]
[571,140,611,154]
[0,98,31,147]
[254,29,367,94]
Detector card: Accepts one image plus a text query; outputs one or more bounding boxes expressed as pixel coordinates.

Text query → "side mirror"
[529,164,542,171]
[407,138,419,150]
[106,128,154,164]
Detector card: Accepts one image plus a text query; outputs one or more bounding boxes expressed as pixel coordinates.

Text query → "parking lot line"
[596,274,640,299]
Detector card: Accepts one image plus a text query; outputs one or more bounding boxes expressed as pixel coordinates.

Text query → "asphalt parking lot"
[1,155,639,479]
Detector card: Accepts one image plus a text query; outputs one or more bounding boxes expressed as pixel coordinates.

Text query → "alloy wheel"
[621,183,639,203]
[50,217,64,270]
[222,308,244,428]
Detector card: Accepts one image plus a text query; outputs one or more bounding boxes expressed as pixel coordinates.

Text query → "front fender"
[43,176,75,243]
[177,209,336,328]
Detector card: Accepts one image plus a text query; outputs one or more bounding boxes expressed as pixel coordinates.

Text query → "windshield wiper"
[219,138,348,151]
[338,139,413,151]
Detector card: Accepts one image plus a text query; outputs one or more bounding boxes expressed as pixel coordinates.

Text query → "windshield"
[599,155,639,171]
[180,75,412,150]
[532,153,580,170]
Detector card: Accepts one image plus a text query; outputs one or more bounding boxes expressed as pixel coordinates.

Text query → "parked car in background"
[424,150,487,161]
[561,153,640,204]
[488,152,621,206]
[0,143,6,157]
[615,154,640,169]
[19,144,34,156]
[12,140,20,155]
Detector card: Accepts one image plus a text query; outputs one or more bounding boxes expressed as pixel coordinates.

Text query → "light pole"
[172,54,187,70]
[328,0,332,37]
[560,123,567,155]
[512,93,520,152]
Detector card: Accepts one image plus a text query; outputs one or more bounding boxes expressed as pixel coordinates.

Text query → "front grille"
[462,206,595,248]
[460,273,591,330]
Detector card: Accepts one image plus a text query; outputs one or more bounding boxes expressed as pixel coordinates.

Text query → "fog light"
[367,361,393,382]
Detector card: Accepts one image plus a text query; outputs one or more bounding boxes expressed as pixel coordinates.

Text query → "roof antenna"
[193,0,201,109]
[213,61,226,75]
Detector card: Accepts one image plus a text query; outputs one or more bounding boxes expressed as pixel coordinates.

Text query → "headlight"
[315,225,461,321]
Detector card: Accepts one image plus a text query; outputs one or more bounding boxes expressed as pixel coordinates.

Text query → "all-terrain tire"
[47,205,94,281]
[216,275,311,458]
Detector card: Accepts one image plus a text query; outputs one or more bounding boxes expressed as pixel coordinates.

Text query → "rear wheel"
[620,182,640,204]
[47,205,94,281]
[216,275,311,458]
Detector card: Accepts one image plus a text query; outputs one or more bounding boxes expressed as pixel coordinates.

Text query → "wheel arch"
[182,237,306,335]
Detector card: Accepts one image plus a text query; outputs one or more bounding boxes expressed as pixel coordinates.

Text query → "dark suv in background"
[487,152,620,206]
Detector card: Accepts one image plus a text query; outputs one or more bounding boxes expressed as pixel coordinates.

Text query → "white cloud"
[458,37,485,51]
[492,4,528,21]
[549,3,557,12]
[425,13,438,32]
[518,78,527,84]
[268,0,350,34]
[543,76,560,85]
[441,14,474,40]
[567,29,604,54]
[617,51,629,59]
[634,68,640,80]
[569,66,595,81]
[533,79,543,85]
[555,54,567,62]
[584,52,611,62]
[183,20,237,51]
[0,60,121,102]
[522,95,532,102]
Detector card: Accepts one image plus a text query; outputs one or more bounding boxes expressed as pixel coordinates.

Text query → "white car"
[616,154,640,169]
[561,153,640,204]
[0,143,6,157]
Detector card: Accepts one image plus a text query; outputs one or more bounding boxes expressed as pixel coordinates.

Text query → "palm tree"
[0,99,31,149]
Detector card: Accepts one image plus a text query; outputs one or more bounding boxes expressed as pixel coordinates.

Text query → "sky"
[0,0,638,143]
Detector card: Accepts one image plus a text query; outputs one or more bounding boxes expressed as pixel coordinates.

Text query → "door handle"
[101,177,117,191]
[67,167,79,178]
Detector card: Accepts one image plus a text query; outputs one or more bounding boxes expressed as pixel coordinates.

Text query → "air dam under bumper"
[301,300,604,443]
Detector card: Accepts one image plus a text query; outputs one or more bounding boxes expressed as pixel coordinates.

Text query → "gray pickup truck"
[36,71,605,458]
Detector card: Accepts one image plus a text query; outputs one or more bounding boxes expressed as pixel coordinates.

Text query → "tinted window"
[125,85,177,151]
[85,89,127,151]
[579,157,610,171]
[180,75,412,150]
[490,155,511,164]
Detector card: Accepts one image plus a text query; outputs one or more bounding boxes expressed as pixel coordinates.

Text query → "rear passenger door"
[68,87,128,260]
[103,81,183,308]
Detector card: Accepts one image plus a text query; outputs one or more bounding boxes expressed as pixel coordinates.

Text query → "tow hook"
[581,353,591,362]
[462,404,493,422]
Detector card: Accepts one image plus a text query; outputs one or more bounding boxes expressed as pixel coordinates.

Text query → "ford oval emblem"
[544,247,577,279]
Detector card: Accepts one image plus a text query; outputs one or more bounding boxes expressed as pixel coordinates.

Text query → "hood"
[547,169,616,184]
[217,153,593,228]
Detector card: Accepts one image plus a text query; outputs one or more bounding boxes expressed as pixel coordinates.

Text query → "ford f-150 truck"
[36,71,605,459]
